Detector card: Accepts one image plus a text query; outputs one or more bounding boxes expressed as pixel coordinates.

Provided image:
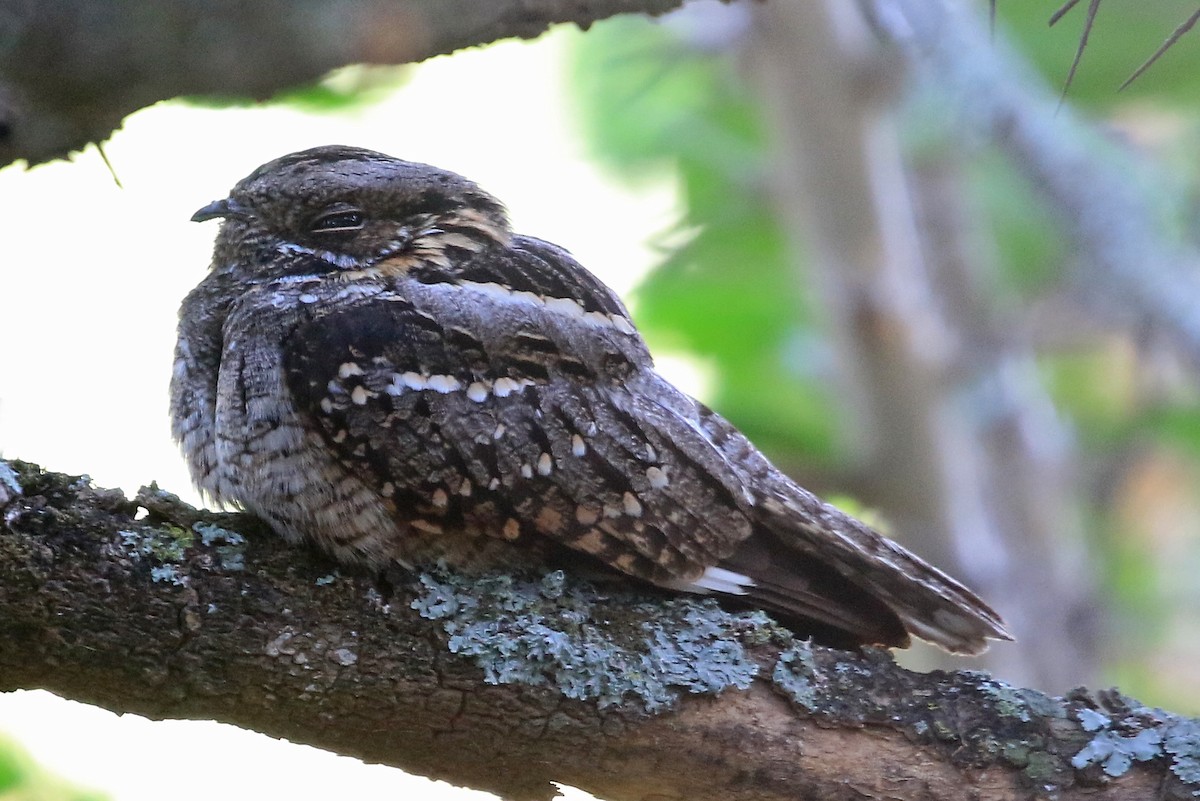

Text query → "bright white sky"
[0,26,682,801]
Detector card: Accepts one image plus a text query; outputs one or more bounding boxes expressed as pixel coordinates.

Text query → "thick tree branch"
[2,457,1198,801]
[0,0,687,168]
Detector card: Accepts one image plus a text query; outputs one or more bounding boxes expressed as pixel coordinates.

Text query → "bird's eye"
[310,208,366,235]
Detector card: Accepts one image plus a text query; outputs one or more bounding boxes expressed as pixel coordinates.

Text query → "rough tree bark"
[2,458,1199,801]
[0,0,688,168]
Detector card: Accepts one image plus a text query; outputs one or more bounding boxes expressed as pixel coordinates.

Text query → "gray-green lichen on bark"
[412,569,764,712]
[1,457,1197,801]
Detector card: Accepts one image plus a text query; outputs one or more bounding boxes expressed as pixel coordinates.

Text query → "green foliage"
[964,151,1070,296]
[1145,403,1200,461]
[269,65,411,112]
[0,736,107,801]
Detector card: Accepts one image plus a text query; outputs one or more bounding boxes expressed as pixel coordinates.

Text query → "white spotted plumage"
[172,145,1012,655]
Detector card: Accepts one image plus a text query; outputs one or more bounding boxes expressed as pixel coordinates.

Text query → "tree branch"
[0,0,687,168]
[2,457,1197,801]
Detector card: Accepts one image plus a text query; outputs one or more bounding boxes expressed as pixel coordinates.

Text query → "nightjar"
[172,145,1011,654]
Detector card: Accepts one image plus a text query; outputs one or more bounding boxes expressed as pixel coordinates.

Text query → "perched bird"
[173,145,1011,654]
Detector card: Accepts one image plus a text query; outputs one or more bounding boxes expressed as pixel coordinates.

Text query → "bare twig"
[1046,0,1104,98]
[1045,0,1200,91]
[1049,0,1084,27]
[1119,8,1200,90]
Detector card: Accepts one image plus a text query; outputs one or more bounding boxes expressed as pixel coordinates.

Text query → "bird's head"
[192,145,511,283]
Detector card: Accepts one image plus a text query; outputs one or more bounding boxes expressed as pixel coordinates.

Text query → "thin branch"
[1119,8,1200,91]
[1049,0,1083,28]
[1056,0,1102,99]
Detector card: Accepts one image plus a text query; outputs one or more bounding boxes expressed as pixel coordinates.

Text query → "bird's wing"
[283,237,1008,652]
[283,236,755,583]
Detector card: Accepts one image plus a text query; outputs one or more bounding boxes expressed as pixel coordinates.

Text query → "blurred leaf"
[1106,525,1164,614]
[1144,404,1200,459]
[0,735,108,801]
[270,64,410,111]
[1040,347,1134,439]
[571,18,756,175]
[0,741,23,793]
[966,152,1071,296]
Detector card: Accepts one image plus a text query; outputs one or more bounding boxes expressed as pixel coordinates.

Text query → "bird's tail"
[728,474,1012,655]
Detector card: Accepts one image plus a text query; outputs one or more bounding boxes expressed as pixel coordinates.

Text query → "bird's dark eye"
[310,208,365,235]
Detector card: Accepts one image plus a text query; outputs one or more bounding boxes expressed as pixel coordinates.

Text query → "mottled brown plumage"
[172,145,1012,654]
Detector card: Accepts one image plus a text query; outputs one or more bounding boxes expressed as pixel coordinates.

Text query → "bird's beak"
[191,197,250,223]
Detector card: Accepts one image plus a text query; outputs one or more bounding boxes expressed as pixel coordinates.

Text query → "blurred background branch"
[748,0,1095,690]
[874,0,1200,369]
